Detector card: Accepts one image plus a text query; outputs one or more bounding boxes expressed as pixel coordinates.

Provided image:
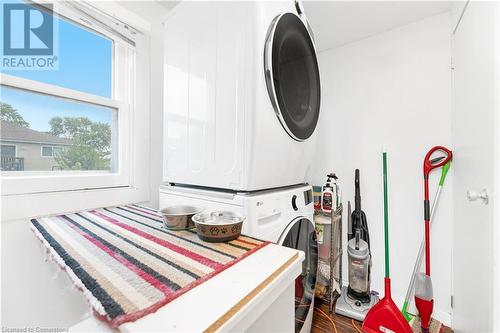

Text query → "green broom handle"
[383,150,389,278]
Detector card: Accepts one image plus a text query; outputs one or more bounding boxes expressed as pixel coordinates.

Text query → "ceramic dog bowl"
[192,211,245,242]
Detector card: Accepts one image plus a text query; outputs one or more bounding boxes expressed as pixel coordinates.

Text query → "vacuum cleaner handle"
[347,201,352,239]
[355,169,361,210]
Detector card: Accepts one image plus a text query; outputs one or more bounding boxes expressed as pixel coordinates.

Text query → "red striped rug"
[30,204,268,328]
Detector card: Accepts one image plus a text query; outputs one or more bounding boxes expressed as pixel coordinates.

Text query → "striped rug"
[30,204,268,328]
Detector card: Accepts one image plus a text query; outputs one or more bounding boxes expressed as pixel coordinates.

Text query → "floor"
[311,300,454,333]
[312,302,363,333]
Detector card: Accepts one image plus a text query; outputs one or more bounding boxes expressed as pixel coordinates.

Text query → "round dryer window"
[265,13,321,141]
[280,217,318,333]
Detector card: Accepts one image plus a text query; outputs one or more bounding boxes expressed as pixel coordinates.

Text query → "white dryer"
[159,184,318,333]
[163,1,321,191]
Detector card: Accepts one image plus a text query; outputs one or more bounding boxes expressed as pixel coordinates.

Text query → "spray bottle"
[321,173,339,213]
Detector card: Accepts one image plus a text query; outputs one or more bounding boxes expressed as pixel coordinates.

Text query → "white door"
[451,2,498,331]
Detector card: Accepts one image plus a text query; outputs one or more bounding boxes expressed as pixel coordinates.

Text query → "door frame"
[492,3,500,331]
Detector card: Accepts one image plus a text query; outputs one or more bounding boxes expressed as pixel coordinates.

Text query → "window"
[41,146,63,158]
[0,1,137,195]
[1,145,16,157]
[1,144,22,171]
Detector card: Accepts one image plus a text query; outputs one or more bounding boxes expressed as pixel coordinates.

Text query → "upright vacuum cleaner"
[335,169,379,321]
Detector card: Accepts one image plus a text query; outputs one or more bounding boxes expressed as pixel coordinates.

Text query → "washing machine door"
[264,12,321,142]
[279,217,318,333]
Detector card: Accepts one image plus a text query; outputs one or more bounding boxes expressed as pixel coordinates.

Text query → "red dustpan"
[362,150,412,333]
[363,278,412,333]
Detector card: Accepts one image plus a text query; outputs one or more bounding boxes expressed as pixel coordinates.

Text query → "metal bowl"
[160,205,204,230]
[192,211,245,242]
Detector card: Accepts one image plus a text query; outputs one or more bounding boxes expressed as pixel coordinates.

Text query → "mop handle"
[402,157,451,319]
[411,160,450,279]
[383,150,389,278]
[422,147,452,276]
[424,178,431,276]
[403,182,444,307]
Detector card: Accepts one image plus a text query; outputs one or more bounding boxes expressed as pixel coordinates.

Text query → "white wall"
[116,2,169,210]
[1,220,90,328]
[312,13,453,324]
[147,8,167,210]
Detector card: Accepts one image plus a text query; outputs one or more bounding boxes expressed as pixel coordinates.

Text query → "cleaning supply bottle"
[321,173,337,213]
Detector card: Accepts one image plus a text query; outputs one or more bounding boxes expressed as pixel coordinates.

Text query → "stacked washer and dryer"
[160,1,321,332]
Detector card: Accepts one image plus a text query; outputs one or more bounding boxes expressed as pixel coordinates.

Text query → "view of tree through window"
[48,116,112,170]
[0,88,116,172]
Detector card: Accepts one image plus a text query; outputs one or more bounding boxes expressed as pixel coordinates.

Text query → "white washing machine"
[159,184,318,333]
[163,1,321,191]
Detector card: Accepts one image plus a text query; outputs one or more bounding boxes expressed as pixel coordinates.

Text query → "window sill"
[1,185,149,222]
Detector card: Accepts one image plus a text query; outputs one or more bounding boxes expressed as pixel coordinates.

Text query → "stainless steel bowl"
[192,211,245,242]
[160,205,204,230]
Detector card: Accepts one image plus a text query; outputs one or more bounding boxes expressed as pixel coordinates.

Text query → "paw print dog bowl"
[192,211,245,242]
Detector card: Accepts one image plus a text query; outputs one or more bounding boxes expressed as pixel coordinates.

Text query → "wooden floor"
[311,301,363,333]
[311,300,454,333]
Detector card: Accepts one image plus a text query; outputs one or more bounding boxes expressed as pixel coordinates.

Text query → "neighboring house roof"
[0,121,71,145]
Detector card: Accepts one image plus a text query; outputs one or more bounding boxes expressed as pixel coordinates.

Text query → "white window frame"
[0,0,152,223]
[0,3,144,199]
[40,145,64,158]
[40,146,52,158]
[1,144,17,157]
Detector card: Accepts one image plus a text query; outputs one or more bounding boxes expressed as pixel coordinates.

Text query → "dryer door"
[265,13,321,141]
[279,217,318,333]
